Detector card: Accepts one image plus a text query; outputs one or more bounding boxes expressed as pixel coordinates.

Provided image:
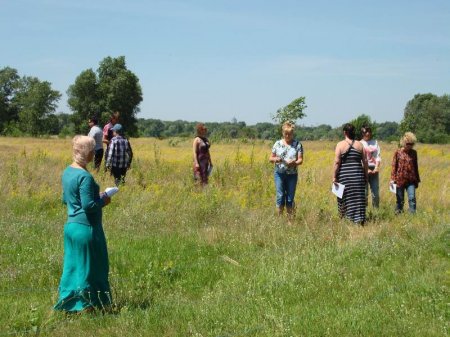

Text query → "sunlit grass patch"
[0,137,448,336]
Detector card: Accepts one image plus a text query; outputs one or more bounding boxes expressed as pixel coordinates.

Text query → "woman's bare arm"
[333,143,342,182]
[193,138,199,167]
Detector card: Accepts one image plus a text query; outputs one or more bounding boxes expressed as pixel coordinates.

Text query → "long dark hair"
[343,123,356,140]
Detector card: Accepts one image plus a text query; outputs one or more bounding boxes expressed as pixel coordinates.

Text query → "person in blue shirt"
[54,135,112,313]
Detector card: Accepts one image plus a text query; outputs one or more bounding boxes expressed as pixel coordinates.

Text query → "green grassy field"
[0,137,448,336]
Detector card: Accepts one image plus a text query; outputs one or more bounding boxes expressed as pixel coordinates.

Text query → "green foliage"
[400,93,450,143]
[135,118,404,142]
[254,122,277,140]
[15,77,61,135]
[377,121,400,142]
[272,96,307,125]
[68,56,143,136]
[0,67,61,136]
[138,118,165,137]
[0,67,20,132]
[54,113,75,137]
[2,120,22,137]
[299,124,341,141]
[349,114,376,140]
[67,69,100,133]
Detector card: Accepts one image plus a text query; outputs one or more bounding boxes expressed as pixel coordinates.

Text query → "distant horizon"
[133,114,401,128]
[55,107,404,126]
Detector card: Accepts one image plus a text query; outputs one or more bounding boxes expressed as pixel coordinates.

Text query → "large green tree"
[68,56,143,136]
[15,76,61,135]
[400,93,450,143]
[1,67,62,136]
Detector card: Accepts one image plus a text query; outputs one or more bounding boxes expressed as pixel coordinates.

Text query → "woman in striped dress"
[333,124,368,225]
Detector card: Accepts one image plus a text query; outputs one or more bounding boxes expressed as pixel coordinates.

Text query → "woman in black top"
[333,124,368,224]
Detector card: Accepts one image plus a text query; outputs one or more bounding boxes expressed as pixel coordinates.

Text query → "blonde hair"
[400,132,417,147]
[282,122,295,134]
[72,135,95,166]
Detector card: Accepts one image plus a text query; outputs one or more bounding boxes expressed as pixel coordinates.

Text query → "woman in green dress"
[54,135,112,312]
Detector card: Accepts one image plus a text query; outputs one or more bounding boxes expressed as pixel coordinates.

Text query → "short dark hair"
[343,123,356,140]
[89,116,98,125]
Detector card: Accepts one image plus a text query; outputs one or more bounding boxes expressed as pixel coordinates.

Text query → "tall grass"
[0,137,448,336]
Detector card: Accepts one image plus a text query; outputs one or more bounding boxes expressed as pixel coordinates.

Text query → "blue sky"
[1,0,449,126]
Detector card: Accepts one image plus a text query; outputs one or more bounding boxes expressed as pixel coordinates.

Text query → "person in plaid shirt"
[106,124,133,186]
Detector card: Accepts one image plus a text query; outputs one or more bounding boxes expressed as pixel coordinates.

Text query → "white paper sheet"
[331,183,345,198]
[389,183,397,194]
[104,186,119,197]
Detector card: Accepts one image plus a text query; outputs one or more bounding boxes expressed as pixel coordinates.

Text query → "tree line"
[136,117,406,142]
[1,56,449,143]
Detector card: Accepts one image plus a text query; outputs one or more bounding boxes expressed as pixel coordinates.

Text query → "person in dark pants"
[360,125,381,208]
[390,132,420,214]
[88,117,104,171]
[105,124,133,186]
[333,124,368,225]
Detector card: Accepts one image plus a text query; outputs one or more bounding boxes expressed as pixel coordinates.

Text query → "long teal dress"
[54,166,111,312]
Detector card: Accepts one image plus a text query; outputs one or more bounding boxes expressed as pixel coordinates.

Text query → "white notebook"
[104,187,119,197]
[331,183,345,198]
[389,183,397,194]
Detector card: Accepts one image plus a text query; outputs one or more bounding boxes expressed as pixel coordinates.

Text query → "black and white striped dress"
[337,146,366,224]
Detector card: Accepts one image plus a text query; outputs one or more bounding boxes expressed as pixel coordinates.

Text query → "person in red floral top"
[390,132,420,214]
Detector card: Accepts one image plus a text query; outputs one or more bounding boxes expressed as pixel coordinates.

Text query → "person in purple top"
[102,111,120,172]
[193,123,212,186]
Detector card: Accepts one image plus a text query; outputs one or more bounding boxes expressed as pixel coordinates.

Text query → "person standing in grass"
[333,123,368,225]
[54,135,112,313]
[269,122,303,219]
[193,123,212,186]
[87,116,104,172]
[105,123,133,186]
[390,132,420,214]
[360,125,381,208]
